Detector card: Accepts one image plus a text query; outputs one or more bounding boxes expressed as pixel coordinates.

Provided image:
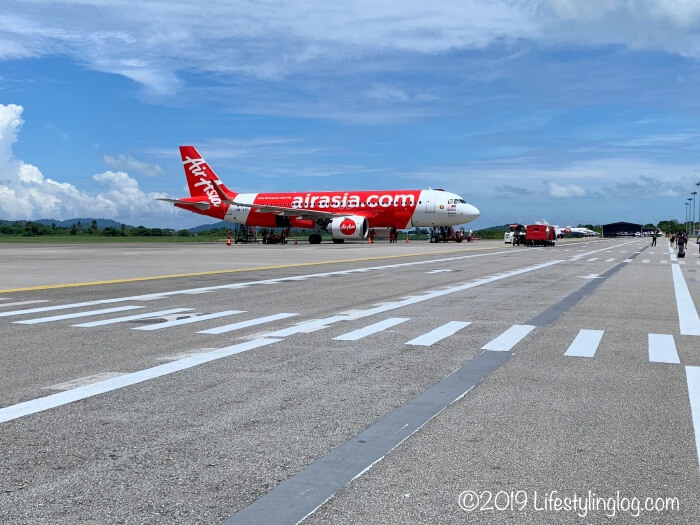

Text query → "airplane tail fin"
[179,146,235,199]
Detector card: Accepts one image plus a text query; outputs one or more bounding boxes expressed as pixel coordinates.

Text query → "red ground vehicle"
[513,224,556,247]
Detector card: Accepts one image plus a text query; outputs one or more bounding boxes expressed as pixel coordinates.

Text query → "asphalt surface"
[1,238,699,524]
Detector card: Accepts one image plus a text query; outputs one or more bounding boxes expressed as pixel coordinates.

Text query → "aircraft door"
[424,190,436,213]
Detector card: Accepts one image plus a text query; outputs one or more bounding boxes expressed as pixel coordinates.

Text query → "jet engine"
[326,216,369,239]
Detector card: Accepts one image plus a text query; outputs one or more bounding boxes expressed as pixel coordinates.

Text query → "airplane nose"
[463,203,480,222]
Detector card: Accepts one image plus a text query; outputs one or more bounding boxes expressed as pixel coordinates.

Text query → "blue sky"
[2,1,700,229]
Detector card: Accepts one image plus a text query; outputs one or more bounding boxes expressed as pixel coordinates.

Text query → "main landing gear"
[309,233,323,244]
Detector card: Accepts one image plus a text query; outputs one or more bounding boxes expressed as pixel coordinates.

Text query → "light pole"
[690,198,694,232]
[696,181,700,236]
[692,191,698,236]
[686,202,690,232]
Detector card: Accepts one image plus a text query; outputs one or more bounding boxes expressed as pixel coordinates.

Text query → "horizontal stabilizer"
[157,198,211,211]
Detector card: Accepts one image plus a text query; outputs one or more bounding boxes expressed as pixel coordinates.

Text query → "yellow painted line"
[0,245,502,294]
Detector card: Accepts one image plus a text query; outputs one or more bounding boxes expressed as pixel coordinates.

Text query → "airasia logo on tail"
[340,219,356,236]
[183,156,222,207]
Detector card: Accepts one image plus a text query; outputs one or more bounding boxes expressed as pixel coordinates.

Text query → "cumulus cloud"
[0,103,176,224]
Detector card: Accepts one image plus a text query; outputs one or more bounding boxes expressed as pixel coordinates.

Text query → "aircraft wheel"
[309,233,323,244]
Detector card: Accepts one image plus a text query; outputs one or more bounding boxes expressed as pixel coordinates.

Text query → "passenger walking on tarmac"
[677,231,687,258]
[651,229,658,247]
[261,228,268,245]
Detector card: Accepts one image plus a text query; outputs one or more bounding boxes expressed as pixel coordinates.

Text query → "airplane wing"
[241,202,379,221]
[212,185,379,220]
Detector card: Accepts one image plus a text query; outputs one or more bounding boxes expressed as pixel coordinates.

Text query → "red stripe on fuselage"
[250,190,421,228]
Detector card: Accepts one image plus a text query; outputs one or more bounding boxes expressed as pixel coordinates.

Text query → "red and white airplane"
[159,146,480,244]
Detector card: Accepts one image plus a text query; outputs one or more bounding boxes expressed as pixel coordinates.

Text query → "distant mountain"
[33,218,125,229]
[187,221,231,233]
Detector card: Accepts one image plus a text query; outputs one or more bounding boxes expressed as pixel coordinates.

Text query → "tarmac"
[0,238,699,523]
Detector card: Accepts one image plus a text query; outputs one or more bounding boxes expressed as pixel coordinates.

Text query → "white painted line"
[623,259,633,263]
[672,265,700,336]
[661,260,669,264]
[73,308,194,327]
[686,366,700,476]
[587,258,599,262]
[0,338,282,424]
[642,260,650,264]
[0,299,136,318]
[405,321,471,346]
[581,274,601,279]
[133,310,245,331]
[14,305,143,324]
[648,334,680,364]
[564,329,604,358]
[426,269,453,274]
[482,325,536,352]
[198,313,299,335]
[680,260,687,265]
[606,258,615,262]
[0,300,50,309]
[265,315,350,337]
[334,318,410,341]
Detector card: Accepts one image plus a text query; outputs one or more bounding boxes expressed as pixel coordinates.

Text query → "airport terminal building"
[601,221,643,238]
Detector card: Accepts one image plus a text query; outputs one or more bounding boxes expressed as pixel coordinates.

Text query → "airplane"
[159,146,480,244]
[563,226,599,237]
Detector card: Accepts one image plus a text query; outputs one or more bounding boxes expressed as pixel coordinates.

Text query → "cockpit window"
[448,199,453,204]
[457,199,467,204]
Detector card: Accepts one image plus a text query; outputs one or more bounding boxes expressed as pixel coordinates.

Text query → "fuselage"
[219,189,479,229]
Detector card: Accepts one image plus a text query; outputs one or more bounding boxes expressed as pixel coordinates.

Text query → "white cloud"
[548,182,587,198]
[0,103,178,225]
[8,0,700,96]
[103,153,164,177]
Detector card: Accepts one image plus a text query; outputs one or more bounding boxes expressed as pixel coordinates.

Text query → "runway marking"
[671,265,700,336]
[334,318,410,341]
[0,249,533,319]
[661,260,669,264]
[0,298,137,318]
[570,240,638,261]
[642,259,650,264]
[73,308,194,327]
[481,325,536,352]
[587,258,599,262]
[426,269,453,274]
[0,246,514,293]
[606,258,615,262]
[197,313,299,335]
[0,299,50,309]
[222,350,511,525]
[0,258,563,426]
[264,315,349,337]
[623,259,633,263]
[405,321,470,346]
[564,329,604,358]
[133,310,245,331]
[686,366,700,476]
[14,305,143,324]
[0,339,282,424]
[648,334,680,364]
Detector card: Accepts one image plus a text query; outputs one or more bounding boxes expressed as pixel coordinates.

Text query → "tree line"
[0,220,227,238]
